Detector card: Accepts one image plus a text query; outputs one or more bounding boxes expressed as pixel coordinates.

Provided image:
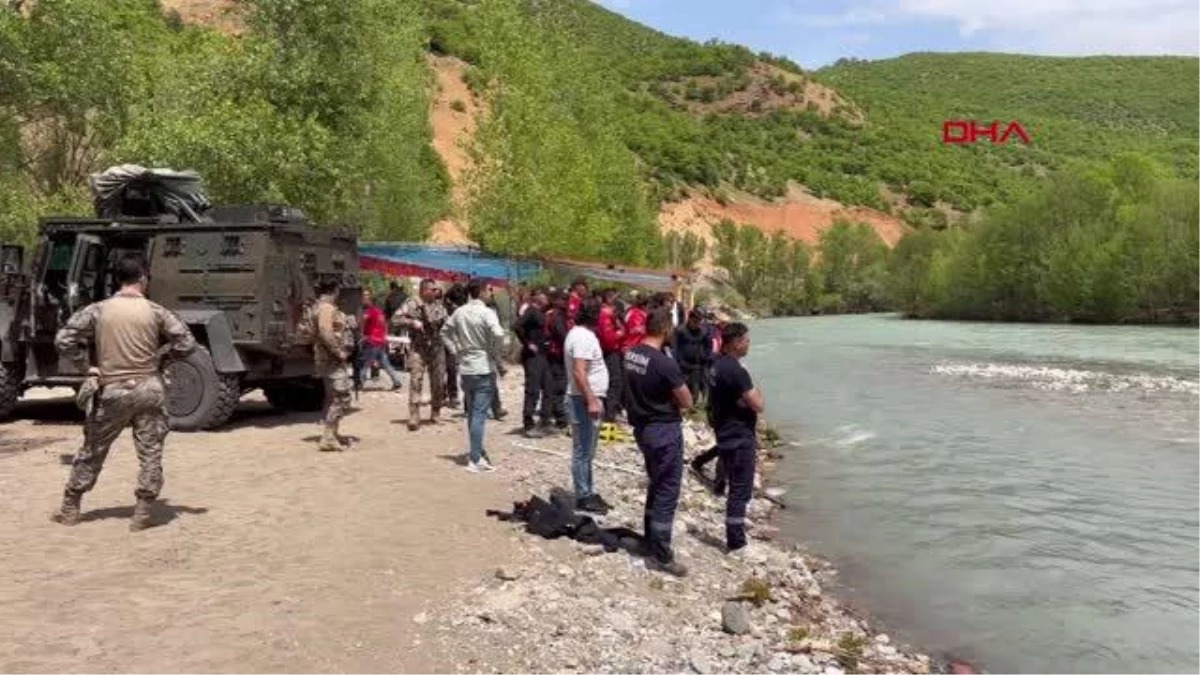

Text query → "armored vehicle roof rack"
[89,164,211,223]
[206,204,310,225]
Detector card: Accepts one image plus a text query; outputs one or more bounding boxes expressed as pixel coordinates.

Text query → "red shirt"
[362,305,387,347]
[567,292,582,329]
[621,306,647,351]
[596,303,625,353]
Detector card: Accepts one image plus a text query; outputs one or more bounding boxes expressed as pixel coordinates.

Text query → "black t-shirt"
[624,344,685,427]
[516,306,547,354]
[707,354,757,440]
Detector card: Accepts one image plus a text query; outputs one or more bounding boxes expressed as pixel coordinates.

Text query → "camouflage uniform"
[53,291,196,530]
[393,296,448,429]
[313,293,353,451]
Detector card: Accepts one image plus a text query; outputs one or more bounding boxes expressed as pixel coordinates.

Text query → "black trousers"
[681,364,707,405]
[692,444,726,492]
[547,358,568,426]
[720,437,757,550]
[522,351,553,429]
[445,348,459,402]
[602,350,624,422]
[635,421,684,564]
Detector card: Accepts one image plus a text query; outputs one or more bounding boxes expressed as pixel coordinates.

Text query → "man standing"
[596,288,625,423]
[624,307,692,577]
[51,254,196,530]
[515,288,552,437]
[622,293,648,351]
[543,290,570,432]
[358,288,402,391]
[707,322,765,556]
[483,291,508,421]
[564,298,611,513]
[393,279,448,431]
[442,279,506,472]
[442,284,465,409]
[382,280,408,326]
[567,276,588,327]
[314,278,354,452]
[672,309,714,405]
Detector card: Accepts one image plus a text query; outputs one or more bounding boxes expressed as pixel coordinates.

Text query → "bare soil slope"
[659,185,908,269]
[427,54,480,246]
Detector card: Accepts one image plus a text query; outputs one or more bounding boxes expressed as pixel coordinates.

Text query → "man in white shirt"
[442,279,507,472]
[564,297,611,514]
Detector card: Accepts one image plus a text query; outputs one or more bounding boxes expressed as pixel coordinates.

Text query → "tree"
[664,230,707,272]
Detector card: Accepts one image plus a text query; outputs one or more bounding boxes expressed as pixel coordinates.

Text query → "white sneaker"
[477,457,497,472]
[465,460,482,473]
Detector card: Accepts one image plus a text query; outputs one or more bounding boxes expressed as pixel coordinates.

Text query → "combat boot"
[333,421,351,448]
[129,497,155,532]
[318,425,343,452]
[49,492,82,526]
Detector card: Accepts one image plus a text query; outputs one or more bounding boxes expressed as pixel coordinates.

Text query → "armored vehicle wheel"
[164,347,241,431]
[263,380,325,412]
[0,362,20,421]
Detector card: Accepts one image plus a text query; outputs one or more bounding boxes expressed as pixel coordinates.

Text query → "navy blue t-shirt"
[707,354,757,440]
[624,344,685,427]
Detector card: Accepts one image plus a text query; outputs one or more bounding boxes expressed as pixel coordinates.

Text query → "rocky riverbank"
[423,376,935,674]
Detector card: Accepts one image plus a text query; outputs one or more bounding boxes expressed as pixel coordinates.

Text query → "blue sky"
[595,0,1200,69]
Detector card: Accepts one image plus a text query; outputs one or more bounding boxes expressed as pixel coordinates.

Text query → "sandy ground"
[0,379,528,673]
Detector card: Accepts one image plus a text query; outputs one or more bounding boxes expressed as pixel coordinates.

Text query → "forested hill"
[819,53,1199,210]
[1,0,1197,286]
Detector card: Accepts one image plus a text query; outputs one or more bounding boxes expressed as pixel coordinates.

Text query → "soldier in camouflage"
[51,253,197,531]
[392,278,448,431]
[313,278,353,452]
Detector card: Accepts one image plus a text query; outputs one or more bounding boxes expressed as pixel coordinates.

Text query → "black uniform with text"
[624,344,686,564]
[708,353,758,550]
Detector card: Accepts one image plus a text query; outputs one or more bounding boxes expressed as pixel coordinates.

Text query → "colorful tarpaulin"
[358,243,541,286]
[357,242,679,291]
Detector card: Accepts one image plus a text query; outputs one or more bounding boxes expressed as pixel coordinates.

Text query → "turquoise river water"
[747,314,1198,674]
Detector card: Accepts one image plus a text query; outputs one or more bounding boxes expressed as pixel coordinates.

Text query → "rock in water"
[721,601,752,635]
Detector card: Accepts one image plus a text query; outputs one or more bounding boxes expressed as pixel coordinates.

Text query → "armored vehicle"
[0,166,360,430]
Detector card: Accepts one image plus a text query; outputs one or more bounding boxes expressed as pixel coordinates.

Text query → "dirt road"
[0,382,524,673]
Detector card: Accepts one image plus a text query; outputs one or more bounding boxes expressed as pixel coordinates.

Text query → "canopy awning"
[358,243,541,286]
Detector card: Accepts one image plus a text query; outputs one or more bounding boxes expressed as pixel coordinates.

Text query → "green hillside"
[1,0,1196,322]
[435,0,1198,218]
[820,53,1200,208]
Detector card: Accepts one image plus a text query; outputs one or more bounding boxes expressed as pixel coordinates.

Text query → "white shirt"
[564,326,608,397]
[441,299,506,376]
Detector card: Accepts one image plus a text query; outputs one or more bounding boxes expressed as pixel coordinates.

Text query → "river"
[748,314,1199,674]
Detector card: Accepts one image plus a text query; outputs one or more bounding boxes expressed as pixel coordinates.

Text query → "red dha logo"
[942,120,1032,145]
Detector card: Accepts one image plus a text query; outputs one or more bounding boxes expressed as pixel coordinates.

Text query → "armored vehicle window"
[47,242,73,271]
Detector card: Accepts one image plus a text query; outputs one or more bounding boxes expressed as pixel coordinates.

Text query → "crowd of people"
[49,256,765,579]
[506,277,766,577]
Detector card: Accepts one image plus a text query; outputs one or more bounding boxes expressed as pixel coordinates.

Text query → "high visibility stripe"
[725,517,746,525]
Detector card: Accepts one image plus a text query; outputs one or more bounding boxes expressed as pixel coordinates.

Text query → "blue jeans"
[461,373,496,464]
[357,343,401,388]
[568,394,603,500]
